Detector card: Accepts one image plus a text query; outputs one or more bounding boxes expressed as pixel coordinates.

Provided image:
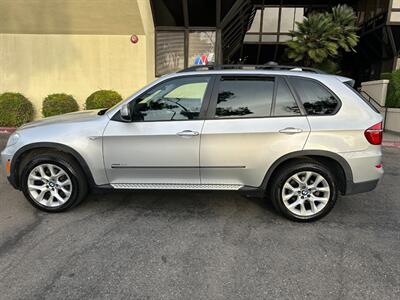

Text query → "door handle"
[279,127,303,134]
[177,130,199,137]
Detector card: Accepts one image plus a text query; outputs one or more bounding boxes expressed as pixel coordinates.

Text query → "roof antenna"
[264,61,278,66]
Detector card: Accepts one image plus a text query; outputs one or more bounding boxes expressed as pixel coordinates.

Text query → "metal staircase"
[358,90,388,130]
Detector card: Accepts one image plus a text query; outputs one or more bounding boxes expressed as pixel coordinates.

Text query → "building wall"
[391,0,400,22]
[385,108,400,133]
[0,0,154,119]
[0,34,152,118]
[0,0,145,35]
[137,0,155,84]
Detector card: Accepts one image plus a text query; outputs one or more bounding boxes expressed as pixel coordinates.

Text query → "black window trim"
[273,76,305,117]
[111,74,217,123]
[205,74,307,120]
[286,75,342,116]
[111,74,342,123]
[206,74,276,119]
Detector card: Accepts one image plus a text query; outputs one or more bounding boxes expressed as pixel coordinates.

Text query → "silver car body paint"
[2,110,110,185]
[1,70,383,191]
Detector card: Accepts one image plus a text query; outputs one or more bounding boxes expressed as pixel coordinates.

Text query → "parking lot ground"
[0,133,399,299]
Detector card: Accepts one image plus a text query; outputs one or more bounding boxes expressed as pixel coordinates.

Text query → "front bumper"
[1,150,11,175]
[6,174,18,189]
[1,149,18,189]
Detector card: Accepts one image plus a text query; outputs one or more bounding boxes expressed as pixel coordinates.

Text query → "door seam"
[199,120,206,184]
[302,116,312,150]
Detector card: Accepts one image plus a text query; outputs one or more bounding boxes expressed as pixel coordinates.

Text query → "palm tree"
[286,13,339,67]
[286,5,359,69]
[331,5,359,53]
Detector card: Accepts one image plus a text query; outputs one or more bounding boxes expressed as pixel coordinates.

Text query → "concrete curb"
[382,141,400,149]
[0,127,16,134]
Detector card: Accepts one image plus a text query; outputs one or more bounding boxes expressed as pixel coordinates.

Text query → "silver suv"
[1,65,384,221]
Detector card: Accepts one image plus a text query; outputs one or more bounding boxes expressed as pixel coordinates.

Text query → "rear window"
[273,78,301,116]
[289,77,339,115]
[214,76,274,118]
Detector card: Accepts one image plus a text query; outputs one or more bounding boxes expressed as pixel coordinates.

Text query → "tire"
[20,152,88,212]
[269,161,338,222]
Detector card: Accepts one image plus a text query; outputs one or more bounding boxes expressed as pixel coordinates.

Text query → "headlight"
[6,132,20,147]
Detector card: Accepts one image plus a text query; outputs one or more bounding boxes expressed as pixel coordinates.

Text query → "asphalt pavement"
[0,134,399,299]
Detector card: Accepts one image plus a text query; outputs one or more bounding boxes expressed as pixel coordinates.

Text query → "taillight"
[364,122,383,145]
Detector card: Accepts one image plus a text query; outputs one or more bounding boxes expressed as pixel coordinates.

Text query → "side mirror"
[120,104,132,121]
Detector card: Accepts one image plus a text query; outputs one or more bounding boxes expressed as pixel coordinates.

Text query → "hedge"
[86,90,122,110]
[382,70,400,108]
[42,93,79,117]
[0,92,34,127]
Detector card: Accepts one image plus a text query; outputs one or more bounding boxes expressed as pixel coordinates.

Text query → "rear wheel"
[20,153,88,212]
[269,161,337,221]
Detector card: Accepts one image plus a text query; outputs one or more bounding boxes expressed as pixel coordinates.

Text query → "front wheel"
[269,161,338,222]
[20,152,88,212]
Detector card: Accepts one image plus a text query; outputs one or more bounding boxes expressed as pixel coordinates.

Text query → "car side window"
[273,78,301,116]
[289,77,339,115]
[214,76,274,118]
[132,76,210,121]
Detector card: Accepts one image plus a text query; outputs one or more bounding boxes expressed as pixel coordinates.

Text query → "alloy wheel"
[27,163,72,207]
[281,171,330,217]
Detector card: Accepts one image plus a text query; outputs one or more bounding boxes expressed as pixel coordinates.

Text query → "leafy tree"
[331,5,359,52]
[286,5,359,69]
[286,13,338,66]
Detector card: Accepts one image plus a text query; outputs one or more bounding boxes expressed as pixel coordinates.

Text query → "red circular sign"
[130,35,139,44]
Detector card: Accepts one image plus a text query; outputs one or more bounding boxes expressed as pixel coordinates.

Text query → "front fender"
[9,142,97,190]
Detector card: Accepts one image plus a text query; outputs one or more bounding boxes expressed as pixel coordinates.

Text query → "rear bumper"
[345,179,380,195]
[340,149,383,195]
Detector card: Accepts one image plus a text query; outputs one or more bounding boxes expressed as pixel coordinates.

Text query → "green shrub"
[86,90,122,110]
[0,92,34,127]
[380,72,392,80]
[42,93,79,117]
[384,69,400,108]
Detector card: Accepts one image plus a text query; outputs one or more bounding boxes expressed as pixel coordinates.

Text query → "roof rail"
[178,64,326,74]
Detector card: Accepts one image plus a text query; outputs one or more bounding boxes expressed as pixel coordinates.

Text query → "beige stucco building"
[1,0,400,120]
[0,0,155,118]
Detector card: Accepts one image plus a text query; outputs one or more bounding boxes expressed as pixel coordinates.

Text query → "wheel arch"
[10,142,96,190]
[259,150,353,195]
